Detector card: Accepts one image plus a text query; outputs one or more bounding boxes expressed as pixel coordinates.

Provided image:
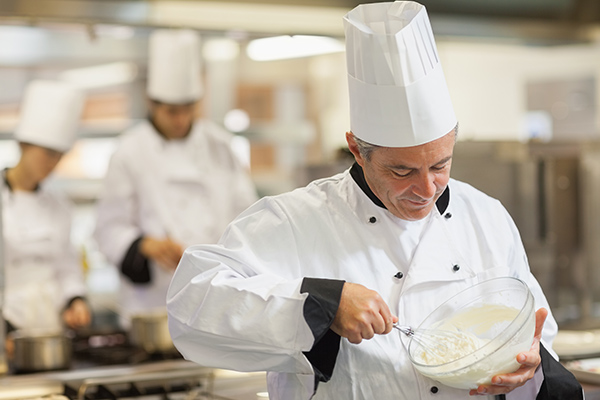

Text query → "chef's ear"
[346,131,365,167]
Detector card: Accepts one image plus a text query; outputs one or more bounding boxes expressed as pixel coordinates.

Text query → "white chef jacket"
[94,119,257,318]
[167,167,558,400]
[2,179,86,331]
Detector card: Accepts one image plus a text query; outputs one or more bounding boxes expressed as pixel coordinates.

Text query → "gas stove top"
[3,326,216,400]
[3,360,215,400]
[70,328,184,368]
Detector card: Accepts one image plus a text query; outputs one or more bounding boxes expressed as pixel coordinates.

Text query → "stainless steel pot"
[129,311,175,353]
[9,330,71,373]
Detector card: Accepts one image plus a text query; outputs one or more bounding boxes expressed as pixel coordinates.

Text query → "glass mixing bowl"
[405,277,536,390]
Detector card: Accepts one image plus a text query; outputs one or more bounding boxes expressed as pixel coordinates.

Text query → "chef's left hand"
[62,298,92,329]
[469,307,548,396]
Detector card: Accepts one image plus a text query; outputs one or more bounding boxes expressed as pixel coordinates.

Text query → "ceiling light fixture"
[246,35,344,61]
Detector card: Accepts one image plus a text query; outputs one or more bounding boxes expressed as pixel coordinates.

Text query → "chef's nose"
[413,171,437,200]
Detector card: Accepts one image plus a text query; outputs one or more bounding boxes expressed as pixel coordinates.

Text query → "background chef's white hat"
[147,29,203,104]
[344,1,456,147]
[15,80,85,153]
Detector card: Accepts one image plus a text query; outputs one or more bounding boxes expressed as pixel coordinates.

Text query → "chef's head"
[344,1,457,221]
[14,80,85,180]
[146,29,202,139]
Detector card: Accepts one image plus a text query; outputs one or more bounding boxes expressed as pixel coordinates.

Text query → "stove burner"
[63,380,203,399]
[71,331,183,369]
[8,330,212,399]
[56,360,215,400]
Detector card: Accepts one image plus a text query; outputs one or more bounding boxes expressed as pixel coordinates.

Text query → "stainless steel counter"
[0,360,269,400]
[1,360,215,400]
[0,379,64,400]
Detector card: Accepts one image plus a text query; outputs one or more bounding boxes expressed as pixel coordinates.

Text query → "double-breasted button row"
[394,266,458,278]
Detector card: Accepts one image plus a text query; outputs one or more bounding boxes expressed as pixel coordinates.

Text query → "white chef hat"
[147,29,203,104]
[344,1,456,147]
[15,80,85,153]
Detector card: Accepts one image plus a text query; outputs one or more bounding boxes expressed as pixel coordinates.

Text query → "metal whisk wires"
[394,324,482,365]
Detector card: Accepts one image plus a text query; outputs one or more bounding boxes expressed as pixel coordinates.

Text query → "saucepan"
[9,329,72,373]
[128,310,176,354]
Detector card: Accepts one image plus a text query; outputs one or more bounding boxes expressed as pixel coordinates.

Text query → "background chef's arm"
[94,152,149,283]
[55,244,88,307]
[120,237,151,283]
[55,200,90,328]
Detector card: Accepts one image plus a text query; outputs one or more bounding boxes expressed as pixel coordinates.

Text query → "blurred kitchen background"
[1,0,600,341]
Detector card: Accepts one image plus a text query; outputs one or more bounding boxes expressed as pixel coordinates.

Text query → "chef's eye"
[393,170,412,178]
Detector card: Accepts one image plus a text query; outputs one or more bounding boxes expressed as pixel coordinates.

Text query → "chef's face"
[347,130,455,221]
[150,100,197,140]
[20,143,63,182]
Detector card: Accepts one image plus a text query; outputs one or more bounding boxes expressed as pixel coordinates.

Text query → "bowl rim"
[407,276,534,370]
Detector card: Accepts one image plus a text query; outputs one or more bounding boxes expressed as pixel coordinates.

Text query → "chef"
[167,2,581,399]
[2,80,90,333]
[93,29,257,322]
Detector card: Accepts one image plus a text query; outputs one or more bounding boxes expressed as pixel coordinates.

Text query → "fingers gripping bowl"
[405,277,536,390]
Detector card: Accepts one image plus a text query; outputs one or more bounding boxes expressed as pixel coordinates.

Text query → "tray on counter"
[565,358,600,385]
[554,330,600,361]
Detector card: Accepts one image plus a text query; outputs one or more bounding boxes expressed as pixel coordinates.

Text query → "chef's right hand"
[330,282,397,344]
[139,237,184,271]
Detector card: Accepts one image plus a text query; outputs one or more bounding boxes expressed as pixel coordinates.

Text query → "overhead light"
[0,26,48,65]
[246,35,344,61]
[59,62,138,89]
[94,24,136,40]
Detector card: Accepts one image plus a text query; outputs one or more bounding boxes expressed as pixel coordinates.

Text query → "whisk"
[393,324,484,365]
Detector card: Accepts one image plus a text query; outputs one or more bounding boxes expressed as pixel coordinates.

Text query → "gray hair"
[352,122,459,161]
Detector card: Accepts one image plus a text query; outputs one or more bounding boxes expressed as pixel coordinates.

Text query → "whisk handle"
[393,324,415,337]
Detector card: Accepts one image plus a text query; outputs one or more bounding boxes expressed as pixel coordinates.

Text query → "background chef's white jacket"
[2,181,86,331]
[168,166,560,400]
[94,119,257,318]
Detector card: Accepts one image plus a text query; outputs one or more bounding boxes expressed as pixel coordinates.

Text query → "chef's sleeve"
[120,236,151,283]
[300,278,345,383]
[535,343,583,400]
[94,151,145,275]
[54,198,87,308]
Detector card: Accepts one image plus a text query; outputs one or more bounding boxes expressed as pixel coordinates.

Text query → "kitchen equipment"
[10,330,72,373]
[404,277,536,390]
[0,359,215,400]
[129,311,175,354]
[553,329,600,360]
[0,379,64,400]
[565,357,600,385]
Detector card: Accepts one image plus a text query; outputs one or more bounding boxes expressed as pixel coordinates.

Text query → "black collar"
[349,162,450,215]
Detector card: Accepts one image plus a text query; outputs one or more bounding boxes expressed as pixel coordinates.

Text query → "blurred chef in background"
[2,80,91,334]
[93,29,257,322]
